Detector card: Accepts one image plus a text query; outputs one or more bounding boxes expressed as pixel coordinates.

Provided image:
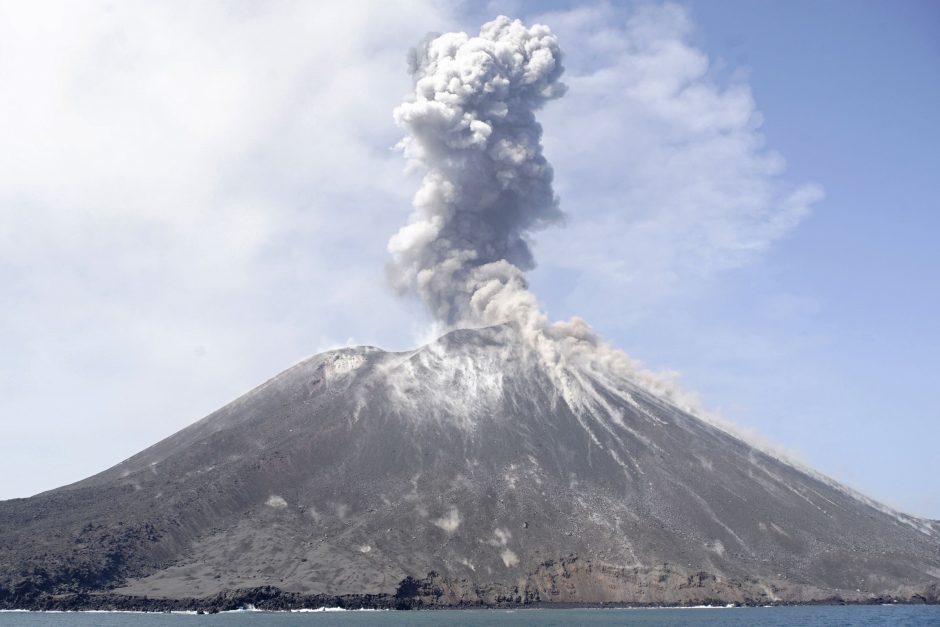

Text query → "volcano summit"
[2,16,938,611]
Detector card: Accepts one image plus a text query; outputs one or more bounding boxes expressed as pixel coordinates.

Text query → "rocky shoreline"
[3,570,938,613]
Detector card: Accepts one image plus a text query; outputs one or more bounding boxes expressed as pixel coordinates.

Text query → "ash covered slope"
[1,324,938,608]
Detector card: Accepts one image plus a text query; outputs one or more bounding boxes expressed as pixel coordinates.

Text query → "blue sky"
[684,0,940,517]
[706,0,939,516]
[0,1,937,517]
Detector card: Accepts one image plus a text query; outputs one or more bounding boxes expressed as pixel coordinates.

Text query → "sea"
[1,606,939,627]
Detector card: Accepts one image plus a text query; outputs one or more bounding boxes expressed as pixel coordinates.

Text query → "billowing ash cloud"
[389,16,566,327]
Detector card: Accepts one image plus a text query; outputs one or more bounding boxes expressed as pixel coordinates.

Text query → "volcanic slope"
[1,323,938,608]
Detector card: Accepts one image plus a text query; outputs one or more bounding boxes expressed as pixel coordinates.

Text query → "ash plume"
[389,16,565,328]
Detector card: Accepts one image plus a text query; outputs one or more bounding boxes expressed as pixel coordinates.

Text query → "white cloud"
[530,3,822,323]
[0,0,455,497]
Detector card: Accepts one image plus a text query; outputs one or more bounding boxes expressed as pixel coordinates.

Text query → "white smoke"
[388,16,693,415]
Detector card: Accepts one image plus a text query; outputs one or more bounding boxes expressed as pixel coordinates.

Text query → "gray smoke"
[389,16,565,327]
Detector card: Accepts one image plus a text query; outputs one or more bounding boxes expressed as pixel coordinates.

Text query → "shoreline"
[2,593,937,613]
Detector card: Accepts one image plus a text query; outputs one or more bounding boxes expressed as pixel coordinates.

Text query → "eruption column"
[389,16,566,328]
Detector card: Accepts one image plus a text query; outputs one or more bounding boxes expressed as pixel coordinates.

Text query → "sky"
[0,1,937,518]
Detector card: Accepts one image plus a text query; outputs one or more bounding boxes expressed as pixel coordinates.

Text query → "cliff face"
[1,324,938,609]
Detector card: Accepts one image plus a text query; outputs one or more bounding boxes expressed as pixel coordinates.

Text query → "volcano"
[1,323,938,610]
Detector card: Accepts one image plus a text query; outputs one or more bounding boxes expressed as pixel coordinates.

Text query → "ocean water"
[1,606,939,626]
